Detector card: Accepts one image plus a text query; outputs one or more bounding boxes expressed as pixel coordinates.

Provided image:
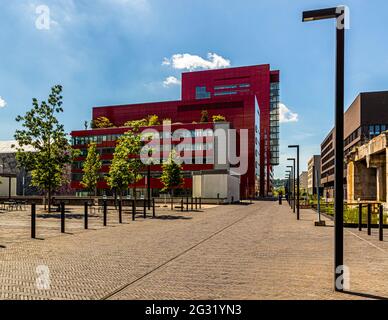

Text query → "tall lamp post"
[287,159,296,213]
[289,145,300,220]
[286,165,294,210]
[303,6,347,292]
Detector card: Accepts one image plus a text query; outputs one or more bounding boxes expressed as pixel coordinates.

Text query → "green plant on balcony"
[147,115,160,126]
[212,115,226,123]
[93,116,114,129]
[124,119,148,128]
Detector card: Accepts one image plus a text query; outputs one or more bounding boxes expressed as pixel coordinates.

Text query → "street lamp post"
[289,145,300,220]
[287,159,296,213]
[286,166,294,210]
[303,6,347,292]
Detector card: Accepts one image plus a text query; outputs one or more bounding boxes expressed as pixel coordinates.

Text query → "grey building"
[320,91,388,198]
[308,155,322,195]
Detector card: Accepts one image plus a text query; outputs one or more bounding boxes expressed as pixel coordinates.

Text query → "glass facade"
[269,82,280,166]
[195,86,211,99]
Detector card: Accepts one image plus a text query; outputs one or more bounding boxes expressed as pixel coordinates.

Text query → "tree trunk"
[48,186,51,213]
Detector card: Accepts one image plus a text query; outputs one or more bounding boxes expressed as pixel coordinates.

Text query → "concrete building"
[346,131,388,203]
[299,171,308,191]
[320,91,388,198]
[307,155,322,195]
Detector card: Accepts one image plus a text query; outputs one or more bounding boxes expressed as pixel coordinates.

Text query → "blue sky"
[0,0,387,178]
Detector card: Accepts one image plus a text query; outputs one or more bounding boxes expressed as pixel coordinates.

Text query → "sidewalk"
[0,201,387,300]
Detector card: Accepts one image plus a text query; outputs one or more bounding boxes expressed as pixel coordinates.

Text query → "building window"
[214,91,238,96]
[195,86,211,99]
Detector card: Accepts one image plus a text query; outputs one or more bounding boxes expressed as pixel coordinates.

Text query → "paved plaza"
[0,201,388,300]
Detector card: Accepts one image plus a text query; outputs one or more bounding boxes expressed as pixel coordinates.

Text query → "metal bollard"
[143,199,147,219]
[279,195,282,205]
[31,203,36,239]
[186,197,189,212]
[181,199,184,212]
[367,204,372,236]
[119,200,123,224]
[199,197,202,209]
[380,204,384,242]
[358,204,362,231]
[152,198,155,218]
[171,197,174,211]
[61,202,65,234]
[191,197,193,211]
[132,200,136,221]
[103,200,107,227]
[195,197,198,210]
[84,202,89,230]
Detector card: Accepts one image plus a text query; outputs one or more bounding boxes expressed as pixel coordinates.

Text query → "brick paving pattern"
[0,201,388,300]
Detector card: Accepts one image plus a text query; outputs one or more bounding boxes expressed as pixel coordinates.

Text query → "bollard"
[279,195,282,205]
[199,197,202,209]
[60,202,65,233]
[132,200,136,221]
[186,197,189,212]
[367,204,372,236]
[31,203,36,239]
[191,197,193,211]
[231,196,234,204]
[152,198,155,218]
[195,197,198,210]
[380,204,384,242]
[181,199,184,212]
[103,200,107,227]
[84,202,89,230]
[143,199,147,219]
[171,197,173,211]
[119,200,123,224]
[358,204,362,231]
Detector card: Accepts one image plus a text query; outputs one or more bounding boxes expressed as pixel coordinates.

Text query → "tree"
[200,110,209,123]
[106,127,144,199]
[93,116,114,128]
[14,85,76,212]
[160,150,184,197]
[81,142,102,197]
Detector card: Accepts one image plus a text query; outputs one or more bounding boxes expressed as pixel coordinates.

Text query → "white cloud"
[0,97,7,109]
[163,76,181,88]
[279,103,298,123]
[163,53,231,71]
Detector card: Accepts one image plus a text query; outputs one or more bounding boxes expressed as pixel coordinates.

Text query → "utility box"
[192,170,240,203]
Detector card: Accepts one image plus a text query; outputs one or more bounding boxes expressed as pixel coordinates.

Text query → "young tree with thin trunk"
[81,142,102,197]
[13,85,76,212]
[160,150,184,198]
[106,127,143,200]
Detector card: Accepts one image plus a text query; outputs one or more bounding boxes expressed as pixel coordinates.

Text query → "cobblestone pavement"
[0,201,388,300]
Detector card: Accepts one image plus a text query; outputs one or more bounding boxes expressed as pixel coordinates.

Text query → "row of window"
[73,130,216,146]
[71,158,215,178]
[75,143,215,158]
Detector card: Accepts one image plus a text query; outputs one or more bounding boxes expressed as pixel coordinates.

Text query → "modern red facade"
[71,65,280,198]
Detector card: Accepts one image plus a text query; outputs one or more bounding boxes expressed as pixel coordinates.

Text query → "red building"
[71,65,280,198]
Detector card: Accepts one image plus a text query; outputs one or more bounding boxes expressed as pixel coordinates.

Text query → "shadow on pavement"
[343,290,388,300]
[153,215,192,220]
